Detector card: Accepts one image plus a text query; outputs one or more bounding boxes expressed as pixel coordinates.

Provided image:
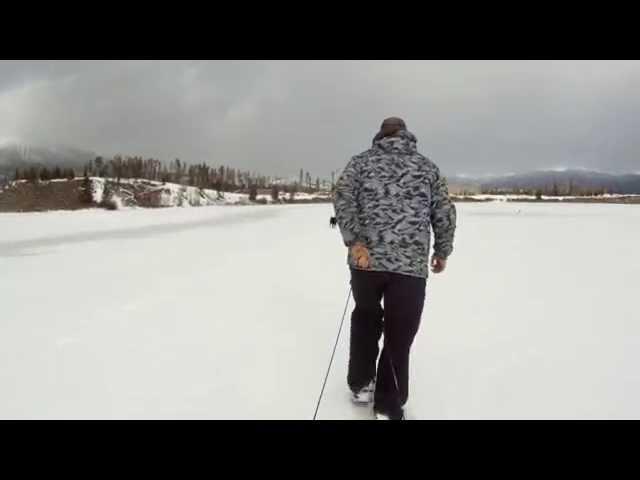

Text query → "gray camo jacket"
[333,129,456,279]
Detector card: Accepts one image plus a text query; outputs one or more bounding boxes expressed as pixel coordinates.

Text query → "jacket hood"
[372,129,418,154]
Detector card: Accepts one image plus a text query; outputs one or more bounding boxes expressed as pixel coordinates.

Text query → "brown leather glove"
[350,242,372,269]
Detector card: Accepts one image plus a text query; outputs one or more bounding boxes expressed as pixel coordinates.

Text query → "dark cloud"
[1,60,639,177]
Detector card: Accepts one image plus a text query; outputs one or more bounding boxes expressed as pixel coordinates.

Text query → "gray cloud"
[1,60,640,177]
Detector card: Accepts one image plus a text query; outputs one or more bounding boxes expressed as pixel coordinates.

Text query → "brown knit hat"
[380,117,406,137]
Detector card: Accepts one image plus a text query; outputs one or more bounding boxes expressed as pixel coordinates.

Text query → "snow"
[92,178,105,204]
[458,193,640,202]
[87,178,251,207]
[466,194,537,201]
[2,177,333,209]
[110,194,124,210]
[254,192,330,203]
[292,192,314,200]
[1,202,639,419]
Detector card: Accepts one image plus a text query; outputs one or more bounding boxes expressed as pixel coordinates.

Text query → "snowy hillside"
[90,178,252,207]
[0,177,334,213]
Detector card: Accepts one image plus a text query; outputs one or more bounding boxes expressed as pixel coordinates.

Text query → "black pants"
[347,268,426,416]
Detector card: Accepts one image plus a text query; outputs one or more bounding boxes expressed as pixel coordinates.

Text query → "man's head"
[380,117,407,137]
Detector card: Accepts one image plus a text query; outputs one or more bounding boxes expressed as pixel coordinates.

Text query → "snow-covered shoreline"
[0,177,334,213]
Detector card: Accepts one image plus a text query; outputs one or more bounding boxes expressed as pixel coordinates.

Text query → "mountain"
[448,169,640,195]
[0,143,97,176]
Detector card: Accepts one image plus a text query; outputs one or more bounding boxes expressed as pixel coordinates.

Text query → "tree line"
[480,181,609,197]
[13,166,76,182]
[13,156,336,196]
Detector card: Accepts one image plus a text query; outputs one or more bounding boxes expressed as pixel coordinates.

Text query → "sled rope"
[313,285,352,420]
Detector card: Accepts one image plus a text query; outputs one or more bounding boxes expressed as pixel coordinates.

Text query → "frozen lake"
[1,202,639,419]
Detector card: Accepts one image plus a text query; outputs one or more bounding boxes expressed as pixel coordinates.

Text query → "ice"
[1,202,639,419]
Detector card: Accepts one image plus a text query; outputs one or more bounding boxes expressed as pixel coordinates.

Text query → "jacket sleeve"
[333,157,364,247]
[429,167,457,259]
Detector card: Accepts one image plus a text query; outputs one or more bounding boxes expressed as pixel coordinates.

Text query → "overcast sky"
[1,60,639,177]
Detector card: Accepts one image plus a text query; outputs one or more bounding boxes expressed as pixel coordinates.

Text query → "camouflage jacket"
[333,130,456,279]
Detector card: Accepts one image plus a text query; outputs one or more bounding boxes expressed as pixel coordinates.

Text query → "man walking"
[333,117,456,420]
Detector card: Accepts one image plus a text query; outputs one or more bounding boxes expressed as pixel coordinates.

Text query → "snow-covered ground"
[88,178,330,206]
[89,177,252,207]
[1,202,639,419]
[457,193,640,201]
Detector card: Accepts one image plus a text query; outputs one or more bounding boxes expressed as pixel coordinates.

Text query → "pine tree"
[102,181,111,203]
[40,167,51,181]
[161,166,170,184]
[218,166,225,191]
[102,181,117,209]
[249,184,258,202]
[80,173,93,204]
[271,185,279,202]
[28,166,38,183]
[95,157,104,178]
[111,156,123,185]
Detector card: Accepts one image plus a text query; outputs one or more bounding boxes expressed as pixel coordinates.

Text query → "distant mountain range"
[0,143,96,176]
[449,169,640,195]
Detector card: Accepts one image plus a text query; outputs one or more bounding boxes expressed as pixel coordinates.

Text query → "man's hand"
[351,242,372,269]
[430,256,447,274]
